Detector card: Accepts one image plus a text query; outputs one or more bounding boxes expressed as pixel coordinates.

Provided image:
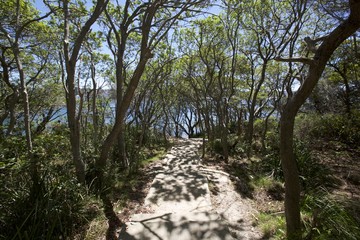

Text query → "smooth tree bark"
[62,0,108,184]
[86,46,101,154]
[276,1,360,238]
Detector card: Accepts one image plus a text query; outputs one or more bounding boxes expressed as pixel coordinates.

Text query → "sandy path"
[118,138,260,240]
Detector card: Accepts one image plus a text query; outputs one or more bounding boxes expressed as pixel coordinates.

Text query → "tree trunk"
[219,102,229,161]
[277,4,360,237]
[96,51,152,184]
[162,113,169,142]
[11,6,37,195]
[63,0,85,183]
[203,110,213,143]
[91,54,100,153]
[12,12,32,154]
[34,107,55,135]
[261,107,276,151]
[117,122,128,168]
[62,0,108,184]
[280,109,301,239]
[4,92,19,136]
[221,124,229,161]
[246,60,268,156]
[0,57,19,137]
[65,74,85,182]
[342,69,352,116]
[237,109,243,137]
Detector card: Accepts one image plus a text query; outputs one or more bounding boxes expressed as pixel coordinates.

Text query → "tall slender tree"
[62,0,109,183]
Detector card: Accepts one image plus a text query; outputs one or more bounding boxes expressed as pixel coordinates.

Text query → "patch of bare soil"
[200,163,263,239]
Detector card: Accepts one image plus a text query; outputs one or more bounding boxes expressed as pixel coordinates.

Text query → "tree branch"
[274,56,314,65]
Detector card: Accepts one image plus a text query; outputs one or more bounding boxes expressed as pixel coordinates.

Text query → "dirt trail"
[200,168,262,239]
[118,138,261,240]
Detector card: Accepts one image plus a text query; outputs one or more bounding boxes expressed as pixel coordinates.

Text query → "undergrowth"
[302,191,360,240]
[232,113,360,239]
[256,213,286,239]
[0,134,101,240]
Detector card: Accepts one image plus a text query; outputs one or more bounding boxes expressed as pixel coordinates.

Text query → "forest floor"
[117,138,262,239]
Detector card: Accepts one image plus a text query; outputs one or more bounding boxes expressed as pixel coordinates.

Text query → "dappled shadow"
[118,138,235,239]
[146,160,208,206]
[147,171,208,204]
[204,157,256,199]
[228,162,255,199]
[223,216,261,240]
[119,212,233,240]
[204,170,263,239]
[144,138,212,212]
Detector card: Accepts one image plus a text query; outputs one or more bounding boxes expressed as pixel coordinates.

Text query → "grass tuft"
[256,212,286,239]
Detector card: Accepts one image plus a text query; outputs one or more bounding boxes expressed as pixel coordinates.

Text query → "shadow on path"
[119,138,234,240]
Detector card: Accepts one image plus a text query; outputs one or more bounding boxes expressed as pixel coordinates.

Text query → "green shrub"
[259,140,334,190]
[265,127,279,151]
[302,192,360,240]
[295,112,360,145]
[234,141,247,156]
[294,141,336,191]
[209,138,223,155]
[261,150,283,180]
[7,177,93,240]
[256,212,286,239]
[253,118,264,137]
[0,133,98,240]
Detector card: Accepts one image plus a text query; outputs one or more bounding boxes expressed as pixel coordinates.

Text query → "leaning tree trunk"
[278,3,360,238]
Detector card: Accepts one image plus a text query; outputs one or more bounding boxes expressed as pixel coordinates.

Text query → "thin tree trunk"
[4,93,19,136]
[219,101,229,161]
[246,60,268,156]
[11,0,39,198]
[63,0,85,183]
[237,109,243,137]
[261,107,276,151]
[342,68,352,116]
[117,122,128,168]
[90,53,100,153]
[0,57,19,137]
[62,0,108,184]
[96,51,152,184]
